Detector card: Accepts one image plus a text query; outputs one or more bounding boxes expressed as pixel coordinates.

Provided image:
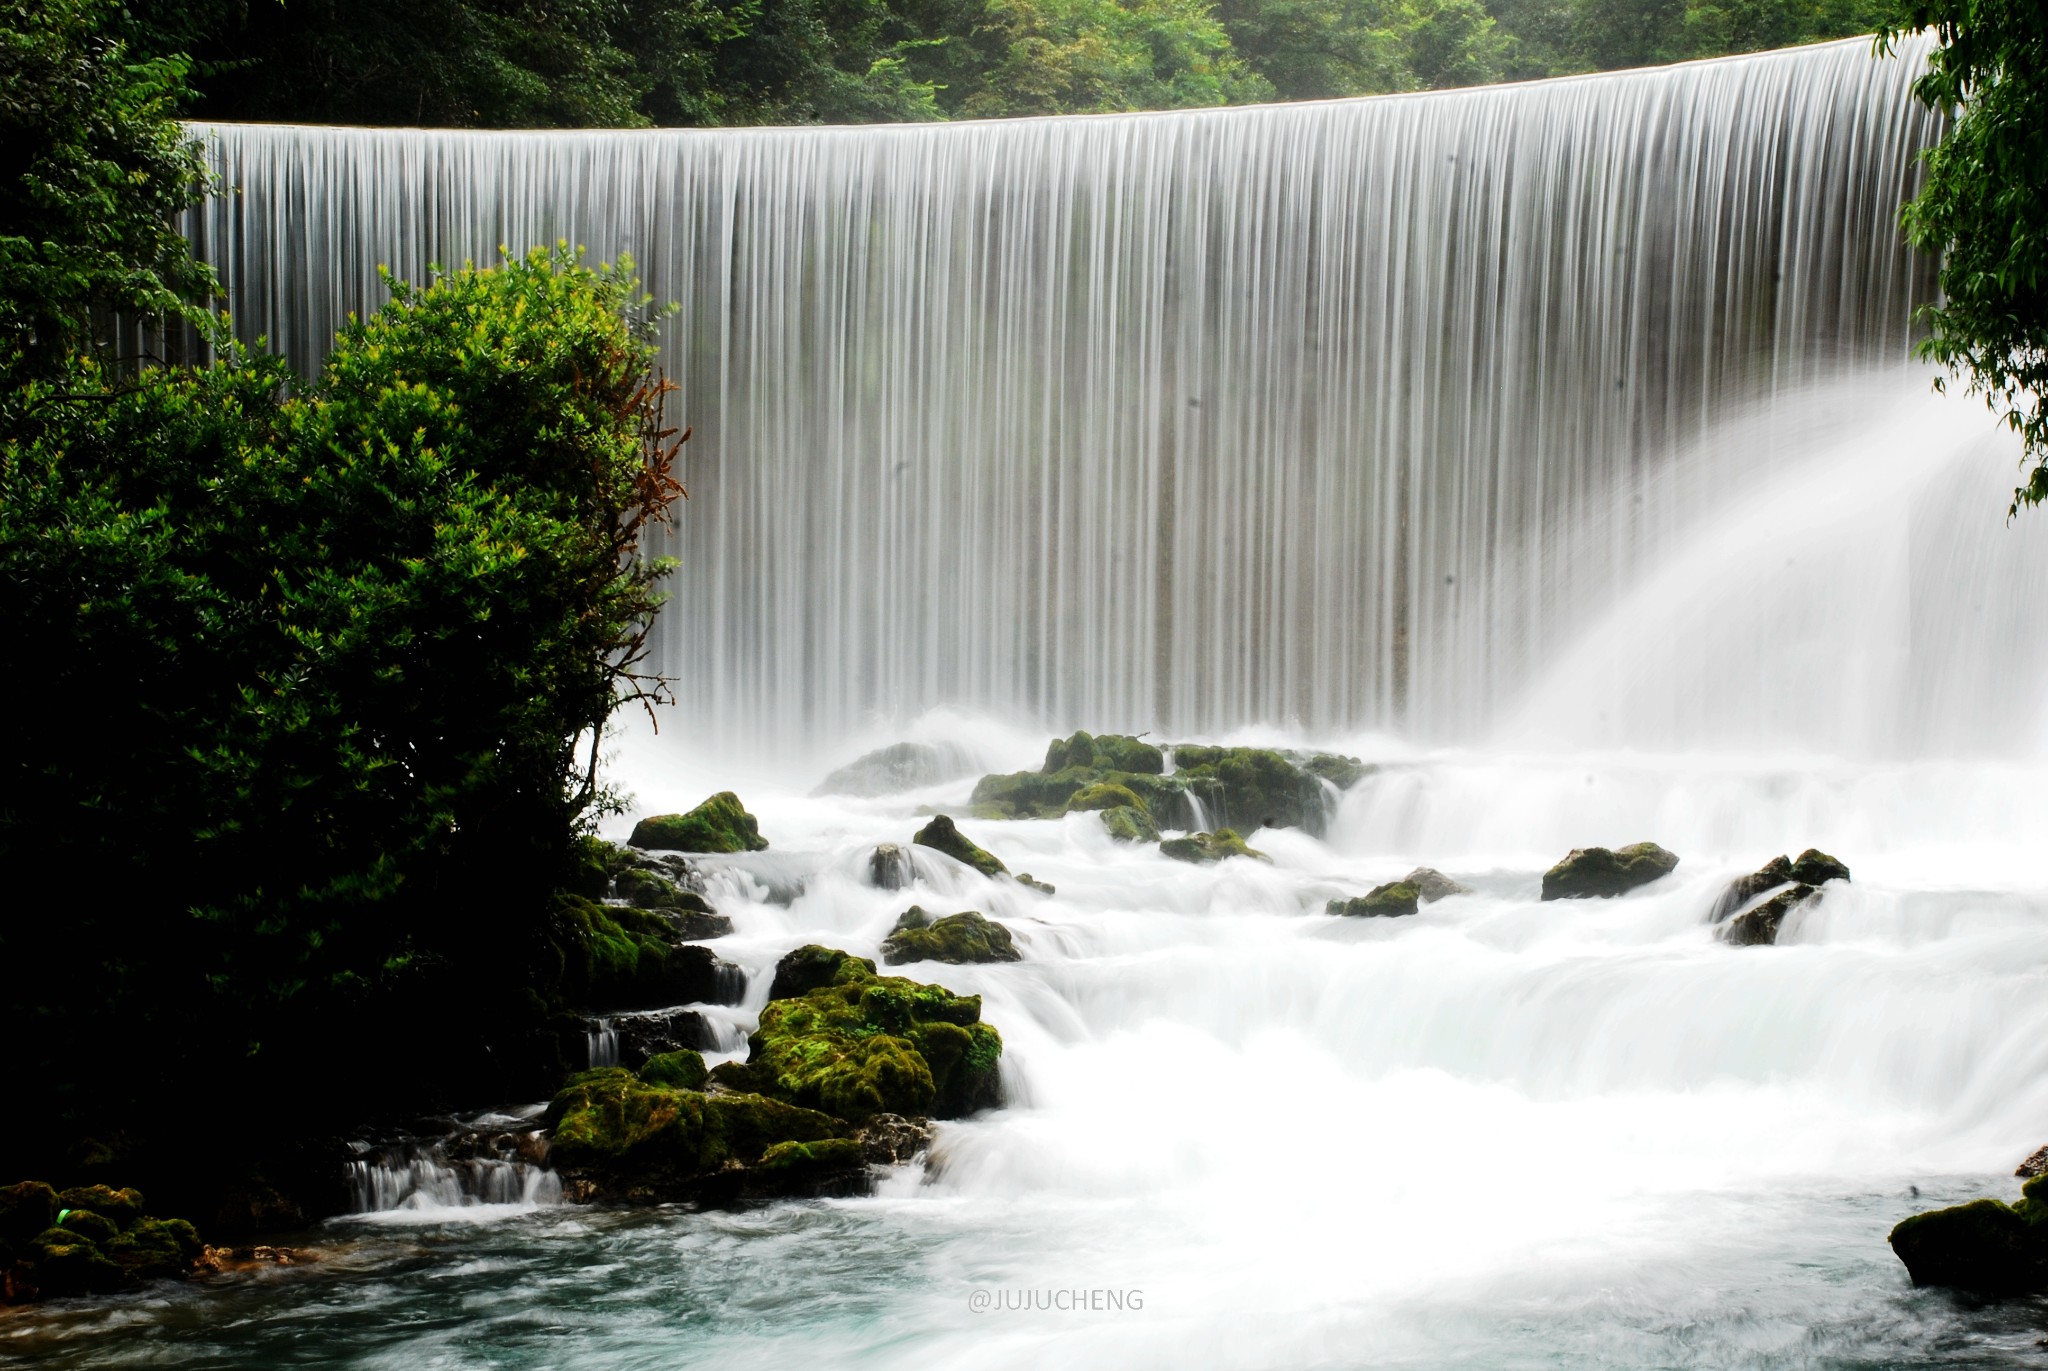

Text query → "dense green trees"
[1882,2,2048,514]
[109,0,1898,130]
[2,1,684,1200]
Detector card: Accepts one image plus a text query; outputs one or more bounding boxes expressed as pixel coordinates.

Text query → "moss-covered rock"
[1328,881,1421,918]
[103,1218,202,1280]
[550,893,743,1010]
[1101,804,1160,843]
[55,1185,144,1229]
[1014,872,1056,896]
[1721,884,1818,947]
[1067,781,1147,813]
[628,792,769,853]
[1890,1192,2047,1295]
[1160,829,1268,865]
[1789,848,1852,885]
[748,955,1002,1121]
[881,908,1022,965]
[545,1069,860,1204]
[970,734,1365,835]
[56,1209,119,1245]
[912,814,1008,879]
[1540,843,1679,900]
[1169,745,1341,834]
[638,1049,709,1091]
[768,944,877,1002]
[2,1182,201,1302]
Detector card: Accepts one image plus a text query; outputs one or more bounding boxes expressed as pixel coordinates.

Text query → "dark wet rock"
[1404,868,1471,903]
[1540,843,1680,900]
[882,908,1022,965]
[1160,828,1268,865]
[1711,851,1849,924]
[814,741,980,797]
[613,1008,720,1067]
[1721,884,1819,947]
[2018,1146,2048,1180]
[1328,881,1421,918]
[768,945,877,1002]
[857,1113,934,1165]
[869,843,916,891]
[1014,872,1055,896]
[1789,848,1852,886]
[913,815,1008,879]
[1,1182,201,1302]
[1100,804,1160,843]
[628,792,769,853]
[1889,1175,2048,1296]
[668,907,735,941]
[1710,855,1795,922]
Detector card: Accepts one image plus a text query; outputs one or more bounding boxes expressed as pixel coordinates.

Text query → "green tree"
[961,0,1271,116]
[1882,2,2048,513]
[0,0,216,390]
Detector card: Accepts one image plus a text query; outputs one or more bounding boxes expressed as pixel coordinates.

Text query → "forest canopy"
[115,0,1897,126]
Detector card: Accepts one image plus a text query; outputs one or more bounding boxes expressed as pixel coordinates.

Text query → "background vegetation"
[113,0,1895,126]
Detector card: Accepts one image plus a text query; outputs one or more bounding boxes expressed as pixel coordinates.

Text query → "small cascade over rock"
[345,1110,560,1213]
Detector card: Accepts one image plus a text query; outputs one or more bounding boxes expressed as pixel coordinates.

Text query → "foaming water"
[11,757,2048,1366]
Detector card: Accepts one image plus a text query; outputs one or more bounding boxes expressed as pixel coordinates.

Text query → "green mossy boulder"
[546,1068,859,1202]
[55,1185,144,1228]
[103,1218,202,1280]
[971,735,1365,835]
[549,893,742,1010]
[56,1209,119,1245]
[1328,881,1421,918]
[1101,804,1160,843]
[1067,782,1146,813]
[913,815,1008,879]
[881,908,1022,965]
[628,792,769,853]
[23,1228,127,1297]
[1160,829,1268,865]
[1044,730,1166,776]
[1169,745,1339,834]
[1890,1195,2045,1295]
[2,1182,201,1301]
[638,1049,709,1091]
[757,1138,868,1177]
[1540,842,1680,900]
[748,955,1003,1121]
[768,944,877,1002]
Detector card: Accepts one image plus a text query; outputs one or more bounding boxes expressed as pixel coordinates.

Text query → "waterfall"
[186,38,1958,753]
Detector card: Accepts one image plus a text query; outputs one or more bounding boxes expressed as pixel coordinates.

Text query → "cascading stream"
[185,37,1950,754]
